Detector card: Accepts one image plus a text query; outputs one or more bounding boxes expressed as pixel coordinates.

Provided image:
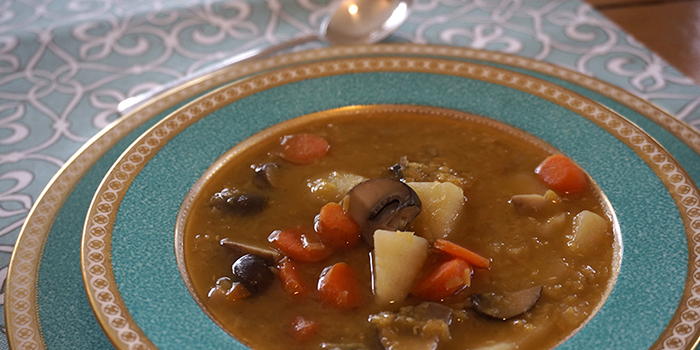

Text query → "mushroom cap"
[341,178,422,247]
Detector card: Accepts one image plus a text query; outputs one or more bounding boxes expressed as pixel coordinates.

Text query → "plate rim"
[3,45,365,350]
[81,54,700,349]
[8,43,700,350]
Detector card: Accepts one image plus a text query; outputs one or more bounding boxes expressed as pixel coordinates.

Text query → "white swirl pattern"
[2,0,700,346]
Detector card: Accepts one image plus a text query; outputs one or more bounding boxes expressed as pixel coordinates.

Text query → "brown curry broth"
[183,110,615,350]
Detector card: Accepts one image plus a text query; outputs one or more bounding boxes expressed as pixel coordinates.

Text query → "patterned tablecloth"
[2,0,700,346]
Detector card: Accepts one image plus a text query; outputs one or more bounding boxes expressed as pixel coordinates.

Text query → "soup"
[178,106,619,350]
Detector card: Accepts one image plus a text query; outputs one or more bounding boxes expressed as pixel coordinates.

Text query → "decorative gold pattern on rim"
[8,44,700,350]
[82,56,700,349]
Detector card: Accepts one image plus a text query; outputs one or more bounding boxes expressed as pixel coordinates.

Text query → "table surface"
[587,0,700,85]
[2,0,700,348]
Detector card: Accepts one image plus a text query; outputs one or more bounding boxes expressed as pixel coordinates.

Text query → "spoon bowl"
[323,0,412,45]
[117,0,413,116]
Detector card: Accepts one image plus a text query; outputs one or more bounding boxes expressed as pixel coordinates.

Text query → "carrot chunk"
[317,262,363,309]
[280,134,330,164]
[315,202,361,250]
[535,154,587,194]
[434,239,490,268]
[277,257,309,297]
[411,258,472,301]
[268,228,332,263]
[289,315,319,342]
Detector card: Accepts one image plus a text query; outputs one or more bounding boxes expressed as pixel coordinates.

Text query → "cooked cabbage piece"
[397,156,466,188]
[369,302,453,350]
[307,171,367,201]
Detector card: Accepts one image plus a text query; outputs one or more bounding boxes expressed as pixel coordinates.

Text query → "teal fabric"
[112,71,685,349]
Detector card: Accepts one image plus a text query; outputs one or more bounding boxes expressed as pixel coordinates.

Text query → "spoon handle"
[117,34,319,117]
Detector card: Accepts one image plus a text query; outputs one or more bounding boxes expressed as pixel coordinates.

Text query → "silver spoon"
[117,0,413,116]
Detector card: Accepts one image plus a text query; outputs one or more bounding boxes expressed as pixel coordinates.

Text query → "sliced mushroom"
[211,188,267,215]
[220,238,281,262]
[509,194,547,216]
[253,163,281,188]
[471,286,543,320]
[341,178,421,247]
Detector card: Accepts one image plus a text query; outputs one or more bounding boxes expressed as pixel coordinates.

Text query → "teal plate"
[5,50,340,350]
[7,44,700,350]
[81,53,699,349]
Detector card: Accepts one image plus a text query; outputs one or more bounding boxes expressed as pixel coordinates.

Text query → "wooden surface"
[586,0,700,84]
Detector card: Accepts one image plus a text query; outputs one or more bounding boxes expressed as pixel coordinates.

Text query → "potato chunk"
[307,171,366,202]
[568,210,609,252]
[373,230,429,305]
[407,181,464,242]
